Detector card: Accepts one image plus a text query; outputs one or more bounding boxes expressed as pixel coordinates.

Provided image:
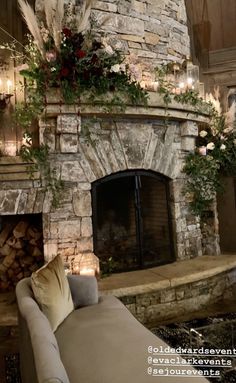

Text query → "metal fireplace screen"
[92,170,175,273]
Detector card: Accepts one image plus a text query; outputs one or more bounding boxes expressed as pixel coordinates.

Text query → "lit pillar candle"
[187,77,193,89]
[80,268,95,276]
[7,79,12,94]
[179,82,185,93]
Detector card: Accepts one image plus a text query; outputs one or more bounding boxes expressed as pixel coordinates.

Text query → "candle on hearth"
[80,268,95,276]
[72,253,100,278]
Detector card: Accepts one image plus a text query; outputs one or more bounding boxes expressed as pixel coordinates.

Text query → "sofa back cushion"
[16,278,70,383]
[31,255,74,332]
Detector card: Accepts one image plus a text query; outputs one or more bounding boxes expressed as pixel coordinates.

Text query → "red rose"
[62,28,72,38]
[60,67,69,77]
[75,49,86,59]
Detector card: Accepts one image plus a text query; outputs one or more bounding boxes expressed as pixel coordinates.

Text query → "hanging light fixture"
[186,59,199,91]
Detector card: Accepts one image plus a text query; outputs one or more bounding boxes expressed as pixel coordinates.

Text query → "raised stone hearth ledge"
[99,254,236,296]
[45,90,210,124]
[99,254,236,325]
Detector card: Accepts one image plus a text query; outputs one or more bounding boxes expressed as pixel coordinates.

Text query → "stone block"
[119,34,144,43]
[181,136,196,152]
[58,246,76,257]
[57,114,81,134]
[128,41,142,49]
[77,237,94,252]
[0,190,20,214]
[131,0,146,13]
[160,289,176,303]
[58,220,81,240]
[73,190,92,217]
[81,217,93,237]
[144,20,167,36]
[180,121,198,137]
[44,242,58,262]
[94,1,117,12]
[40,130,56,152]
[61,161,87,182]
[60,134,78,153]
[144,31,160,45]
[77,183,91,191]
[25,189,37,213]
[94,11,145,36]
[17,192,28,214]
[175,288,185,301]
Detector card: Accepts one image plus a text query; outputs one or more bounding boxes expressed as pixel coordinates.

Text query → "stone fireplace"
[0,93,214,280]
[0,0,221,286]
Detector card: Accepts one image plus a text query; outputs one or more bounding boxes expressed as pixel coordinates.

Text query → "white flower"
[110,64,120,73]
[199,130,208,138]
[206,142,215,150]
[104,45,114,55]
[220,144,226,150]
[198,146,207,156]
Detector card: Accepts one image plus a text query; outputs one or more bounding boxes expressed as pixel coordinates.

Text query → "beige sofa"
[16,275,210,383]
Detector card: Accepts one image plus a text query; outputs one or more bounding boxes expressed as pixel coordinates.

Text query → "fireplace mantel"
[44,90,210,124]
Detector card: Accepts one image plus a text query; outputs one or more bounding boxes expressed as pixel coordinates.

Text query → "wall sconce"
[72,253,100,277]
[0,79,13,110]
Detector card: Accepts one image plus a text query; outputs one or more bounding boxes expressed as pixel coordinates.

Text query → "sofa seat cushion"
[55,296,209,383]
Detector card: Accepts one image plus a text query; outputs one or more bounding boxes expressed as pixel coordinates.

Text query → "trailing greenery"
[155,63,236,216]
[20,141,63,208]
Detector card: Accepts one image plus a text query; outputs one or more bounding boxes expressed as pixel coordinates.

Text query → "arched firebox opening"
[92,170,175,274]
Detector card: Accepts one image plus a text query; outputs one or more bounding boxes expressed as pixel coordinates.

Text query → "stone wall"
[91,0,190,76]
[35,0,190,81]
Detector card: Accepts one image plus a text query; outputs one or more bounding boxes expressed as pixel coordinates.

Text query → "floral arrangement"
[17,0,147,108]
[184,95,236,215]
[155,65,236,216]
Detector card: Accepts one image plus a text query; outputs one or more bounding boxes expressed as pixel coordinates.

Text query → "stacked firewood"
[0,221,44,291]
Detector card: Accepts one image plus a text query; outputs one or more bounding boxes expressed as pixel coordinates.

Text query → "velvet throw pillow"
[31,255,74,332]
